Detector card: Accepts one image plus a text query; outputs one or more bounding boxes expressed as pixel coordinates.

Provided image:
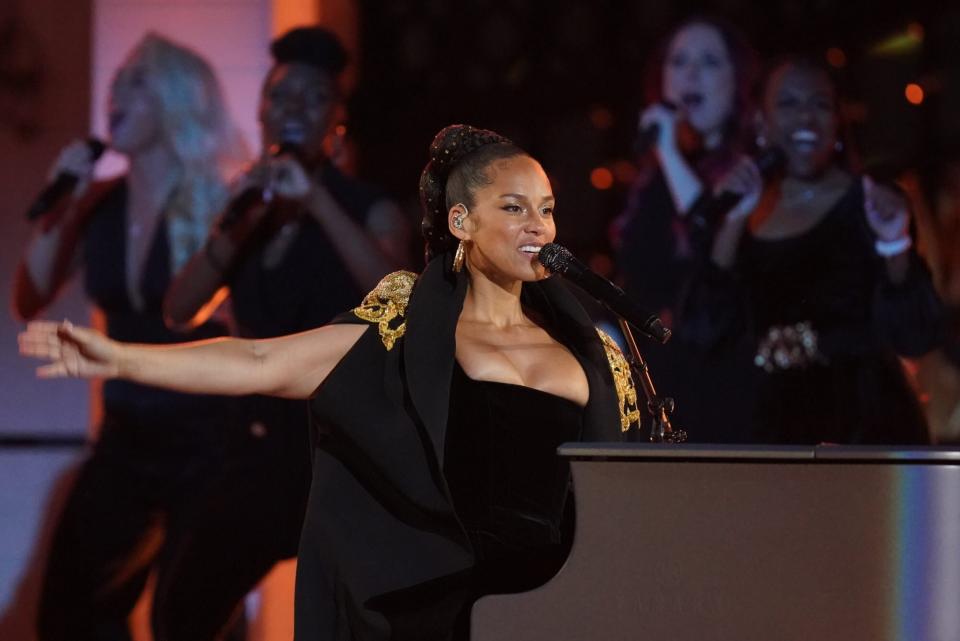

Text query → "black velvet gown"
[444,362,583,638]
[297,259,634,641]
[684,179,943,444]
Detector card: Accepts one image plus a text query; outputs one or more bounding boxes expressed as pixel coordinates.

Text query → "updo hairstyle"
[419,124,526,260]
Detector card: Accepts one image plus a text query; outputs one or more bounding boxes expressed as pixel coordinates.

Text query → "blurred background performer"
[162,26,411,631]
[610,16,760,442]
[165,25,410,335]
[688,57,942,445]
[10,33,257,641]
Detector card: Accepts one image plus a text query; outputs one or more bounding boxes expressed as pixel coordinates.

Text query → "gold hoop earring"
[452,240,465,273]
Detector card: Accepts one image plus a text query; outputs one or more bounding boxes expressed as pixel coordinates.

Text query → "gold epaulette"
[596,328,641,432]
[352,271,418,350]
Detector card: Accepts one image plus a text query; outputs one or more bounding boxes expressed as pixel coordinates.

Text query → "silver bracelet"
[875,236,912,257]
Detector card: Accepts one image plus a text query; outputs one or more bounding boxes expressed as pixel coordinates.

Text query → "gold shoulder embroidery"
[596,328,641,432]
[352,271,418,350]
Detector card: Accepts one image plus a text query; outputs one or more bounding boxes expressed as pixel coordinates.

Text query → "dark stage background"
[2,0,960,633]
[347,0,960,269]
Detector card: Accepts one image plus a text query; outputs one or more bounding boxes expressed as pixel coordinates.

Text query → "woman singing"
[691,58,942,444]
[611,16,759,441]
[21,124,639,640]
[10,33,266,640]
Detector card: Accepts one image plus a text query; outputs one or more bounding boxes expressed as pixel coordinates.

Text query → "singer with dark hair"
[20,123,638,640]
[9,33,262,641]
[164,25,410,334]
[610,16,760,442]
[687,57,943,444]
[161,27,411,626]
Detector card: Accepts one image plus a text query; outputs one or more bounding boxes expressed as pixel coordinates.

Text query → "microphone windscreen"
[537,243,573,273]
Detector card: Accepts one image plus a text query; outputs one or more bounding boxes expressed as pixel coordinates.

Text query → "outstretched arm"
[19,320,367,400]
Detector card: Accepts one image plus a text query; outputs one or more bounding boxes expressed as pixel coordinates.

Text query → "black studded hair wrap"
[270,26,348,76]
[419,124,521,261]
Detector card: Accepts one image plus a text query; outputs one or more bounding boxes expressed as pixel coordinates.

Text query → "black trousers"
[36,404,310,641]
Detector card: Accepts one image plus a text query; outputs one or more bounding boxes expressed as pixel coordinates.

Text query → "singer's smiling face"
[762,63,839,180]
[259,62,337,159]
[108,64,163,154]
[456,155,556,284]
[662,23,735,140]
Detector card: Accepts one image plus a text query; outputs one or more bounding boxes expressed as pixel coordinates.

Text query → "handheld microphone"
[538,243,671,344]
[687,146,786,231]
[218,140,308,230]
[633,102,677,155]
[26,138,107,221]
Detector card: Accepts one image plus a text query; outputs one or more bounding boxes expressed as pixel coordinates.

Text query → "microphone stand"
[616,318,687,444]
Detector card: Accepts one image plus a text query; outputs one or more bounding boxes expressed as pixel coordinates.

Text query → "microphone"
[633,102,677,155]
[218,140,308,230]
[687,146,786,231]
[538,243,671,344]
[26,138,107,221]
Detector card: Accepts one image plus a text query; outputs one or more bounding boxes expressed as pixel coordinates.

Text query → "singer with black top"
[685,57,943,445]
[162,26,410,630]
[10,34,267,641]
[610,16,760,442]
[164,26,410,332]
[20,124,640,640]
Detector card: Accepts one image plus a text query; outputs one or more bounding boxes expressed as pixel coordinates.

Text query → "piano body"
[471,444,960,641]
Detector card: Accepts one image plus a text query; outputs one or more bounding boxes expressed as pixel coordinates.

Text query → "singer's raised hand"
[266,155,312,202]
[863,176,909,242]
[639,103,680,152]
[714,155,763,223]
[49,140,98,201]
[19,320,121,379]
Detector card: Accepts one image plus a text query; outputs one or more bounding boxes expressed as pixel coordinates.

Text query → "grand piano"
[471,444,960,641]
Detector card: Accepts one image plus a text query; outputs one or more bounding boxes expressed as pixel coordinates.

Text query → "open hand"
[18,320,121,379]
[639,103,680,152]
[863,175,909,241]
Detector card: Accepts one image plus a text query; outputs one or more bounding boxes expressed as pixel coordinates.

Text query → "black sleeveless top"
[82,180,229,429]
[227,162,383,338]
[444,361,583,599]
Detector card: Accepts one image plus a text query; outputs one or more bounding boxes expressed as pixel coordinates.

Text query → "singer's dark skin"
[709,62,912,286]
[163,60,409,330]
[21,153,591,408]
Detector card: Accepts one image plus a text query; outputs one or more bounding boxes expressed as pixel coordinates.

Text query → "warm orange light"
[826,47,847,68]
[590,167,614,190]
[272,0,321,36]
[905,83,924,105]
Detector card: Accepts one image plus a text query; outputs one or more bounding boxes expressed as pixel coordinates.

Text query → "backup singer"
[11,33,259,641]
[688,58,942,444]
[611,16,760,442]
[161,27,411,626]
